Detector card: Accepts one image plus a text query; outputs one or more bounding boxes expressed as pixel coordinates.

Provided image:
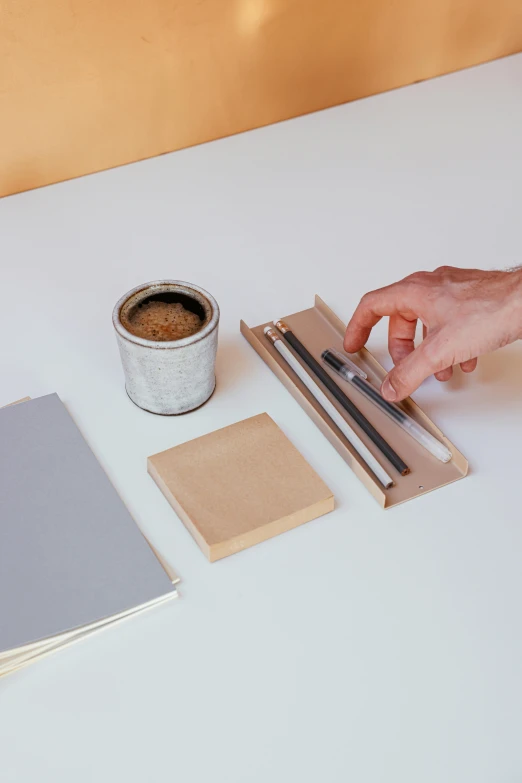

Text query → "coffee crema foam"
[126,300,203,341]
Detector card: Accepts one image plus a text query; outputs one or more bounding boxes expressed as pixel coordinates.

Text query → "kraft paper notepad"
[0,394,178,677]
[148,413,335,562]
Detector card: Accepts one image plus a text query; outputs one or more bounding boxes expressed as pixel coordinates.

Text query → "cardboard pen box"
[242,296,468,508]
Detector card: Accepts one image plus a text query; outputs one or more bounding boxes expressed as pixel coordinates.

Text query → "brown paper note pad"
[148,413,334,562]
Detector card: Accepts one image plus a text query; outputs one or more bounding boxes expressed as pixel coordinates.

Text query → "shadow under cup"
[112,280,220,415]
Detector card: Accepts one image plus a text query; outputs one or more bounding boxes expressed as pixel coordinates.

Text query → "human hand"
[344,266,522,401]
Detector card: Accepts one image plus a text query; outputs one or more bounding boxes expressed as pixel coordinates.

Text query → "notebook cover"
[0,393,176,654]
[148,412,335,562]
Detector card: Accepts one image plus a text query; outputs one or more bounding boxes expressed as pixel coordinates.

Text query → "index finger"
[344,282,417,353]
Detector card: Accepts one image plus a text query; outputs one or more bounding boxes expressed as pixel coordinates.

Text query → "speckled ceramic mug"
[112,280,219,415]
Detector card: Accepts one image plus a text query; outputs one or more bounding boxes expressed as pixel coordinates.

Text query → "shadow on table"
[423,343,522,415]
[370,341,522,414]
[215,335,255,396]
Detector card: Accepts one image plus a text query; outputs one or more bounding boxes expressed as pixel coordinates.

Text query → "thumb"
[381,336,449,401]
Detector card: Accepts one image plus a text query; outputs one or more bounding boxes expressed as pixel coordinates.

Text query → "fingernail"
[381,376,397,401]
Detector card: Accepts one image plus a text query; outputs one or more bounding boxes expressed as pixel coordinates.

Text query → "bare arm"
[344,266,522,401]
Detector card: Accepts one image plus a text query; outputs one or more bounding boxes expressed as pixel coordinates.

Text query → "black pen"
[322,349,452,463]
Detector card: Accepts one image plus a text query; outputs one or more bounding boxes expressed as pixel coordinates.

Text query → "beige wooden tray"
[241,296,468,508]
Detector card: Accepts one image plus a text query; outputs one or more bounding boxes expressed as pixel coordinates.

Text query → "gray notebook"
[0,394,177,675]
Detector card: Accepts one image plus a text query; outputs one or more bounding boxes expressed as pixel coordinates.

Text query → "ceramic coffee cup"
[112,280,219,415]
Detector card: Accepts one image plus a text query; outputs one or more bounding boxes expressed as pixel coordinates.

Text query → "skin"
[344,266,522,402]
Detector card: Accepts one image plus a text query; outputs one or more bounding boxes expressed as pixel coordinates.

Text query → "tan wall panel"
[1,0,522,197]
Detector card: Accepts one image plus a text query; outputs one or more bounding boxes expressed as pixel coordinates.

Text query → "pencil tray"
[240,296,468,508]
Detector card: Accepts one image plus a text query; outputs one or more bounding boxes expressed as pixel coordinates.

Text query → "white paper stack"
[0,394,178,677]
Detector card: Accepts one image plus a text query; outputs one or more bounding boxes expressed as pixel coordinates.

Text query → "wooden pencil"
[274,320,410,477]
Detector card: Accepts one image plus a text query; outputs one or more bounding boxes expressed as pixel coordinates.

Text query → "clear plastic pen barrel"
[322,350,452,464]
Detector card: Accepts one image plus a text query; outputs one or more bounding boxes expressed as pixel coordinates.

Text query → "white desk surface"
[1,53,522,783]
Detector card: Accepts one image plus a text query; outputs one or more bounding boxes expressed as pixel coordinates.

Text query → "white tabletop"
[1,53,522,783]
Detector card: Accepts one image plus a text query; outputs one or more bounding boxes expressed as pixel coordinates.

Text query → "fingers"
[460,357,478,373]
[388,314,417,365]
[435,367,453,382]
[423,321,453,382]
[344,296,383,353]
[349,273,482,399]
[344,283,417,353]
[381,333,451,401]
[424,324,477,378]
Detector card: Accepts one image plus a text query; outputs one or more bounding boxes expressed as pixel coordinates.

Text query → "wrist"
[506,267,522,341]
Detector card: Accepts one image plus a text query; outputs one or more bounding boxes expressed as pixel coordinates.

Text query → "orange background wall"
[1,0,522,198]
